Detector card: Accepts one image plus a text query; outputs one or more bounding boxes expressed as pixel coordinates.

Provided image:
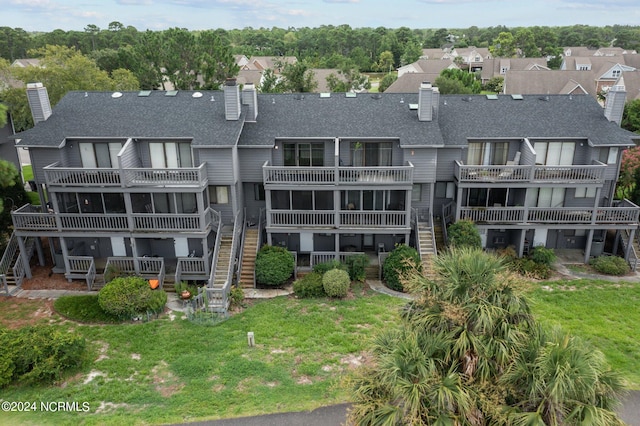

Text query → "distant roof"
[13,90,244,148]
[11,58,41,68]
[505,70,598,97]
[385,73,440,93]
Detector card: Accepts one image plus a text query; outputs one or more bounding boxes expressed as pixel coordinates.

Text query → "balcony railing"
[43,162,207,188]
[263,161,414,185]
[459,205,640,225]
[268,210,409,228]
[12,204,214,233]
[454,161,606,184]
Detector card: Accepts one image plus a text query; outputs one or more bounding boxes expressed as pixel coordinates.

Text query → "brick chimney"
[26,82,52,124]
[604,85,626,126]
[242,83,258,122]
[418,82,434,122]
[224,78,241,121]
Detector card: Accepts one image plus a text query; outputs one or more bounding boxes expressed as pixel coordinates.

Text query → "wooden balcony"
[454,161,606,184]
[12,204,214,233]
[43,162,207,188]
[267,210,409,228]
[459,205,640,225]
[263,161,414,186]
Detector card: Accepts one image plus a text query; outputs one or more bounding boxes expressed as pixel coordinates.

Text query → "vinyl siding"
[199,148,236,185]
[408,148,436,182]
[436,148,462,181]
[30,147,62,184]
[239,148,271,182]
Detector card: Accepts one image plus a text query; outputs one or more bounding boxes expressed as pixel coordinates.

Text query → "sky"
[3,0,640,32]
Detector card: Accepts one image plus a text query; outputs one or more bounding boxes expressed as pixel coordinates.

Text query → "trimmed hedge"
[0,327,85,388]
[255,245,295,287]
[293,272,326,298]
[383,244,421,292]
[589,255,630,276]
[98,276,167,320]
[313,260,347,275]
[322,269,351,298]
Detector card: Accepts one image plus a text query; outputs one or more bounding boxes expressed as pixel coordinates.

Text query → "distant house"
[4,81,639,313]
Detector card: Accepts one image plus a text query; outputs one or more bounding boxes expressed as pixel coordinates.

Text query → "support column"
[59,237,71,281]
[625,228,636,261]
[455,186,463,221]
[613,231,621,256]
[16,236,32,279]
[202,238,210,275]
[35,237,45,266]
[584,229,594,264]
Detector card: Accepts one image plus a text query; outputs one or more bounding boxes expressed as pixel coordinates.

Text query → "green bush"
[383,244,421,292]
[255,245,295,287]
[312,259,347,275]
[447,219,481,249]
[511,258,552,280]
[589,256,630,276]
[293,272,326,298]
[322,269,351,298]
[345,254,370,282]
[229,287,245,308]
[54,295,122,323]
[0,327,85,388]
[530,246,557,266]
[98,276,166,320]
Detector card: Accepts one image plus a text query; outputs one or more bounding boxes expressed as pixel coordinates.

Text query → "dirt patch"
[0,297,55,329]
[151,360,183,398]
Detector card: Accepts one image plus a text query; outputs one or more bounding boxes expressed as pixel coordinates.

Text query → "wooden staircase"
[418,222,438,278]
[433,222,445,253]
[239,228,259,288]
[212,235,234,288]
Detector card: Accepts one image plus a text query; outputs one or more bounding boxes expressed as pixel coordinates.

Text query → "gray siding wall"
[408,148,436,182]
[436,148,462,181]
[199,148,236,185]
[31,148,62,184]
[564,189,598,208]
[572,143,590,165]
[238,147,270,181]
[120,139,141,168]
[519,142,536,165]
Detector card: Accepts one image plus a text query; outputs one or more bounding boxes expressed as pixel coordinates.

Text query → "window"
[149,141,193,168]
[412,184,421,202]
[534,141,575,166]
[575,187,597,198]
[599,147,618,165]
[254,184,265,201]
[104,193,125,213]
[351,141,392,166]
[79,142,122,168]
[435,182,456,199]
[283,142,324,166]
[612,69,621,77]
[209,186,229,204]
[467,142,508,165]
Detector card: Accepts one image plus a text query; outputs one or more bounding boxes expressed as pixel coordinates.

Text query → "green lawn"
[2,277,639,425]
[0,288,404,425]
[22,165,34,182]
[528,278,640,388]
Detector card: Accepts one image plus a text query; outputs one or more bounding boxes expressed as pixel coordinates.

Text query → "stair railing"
[0,232,19,295]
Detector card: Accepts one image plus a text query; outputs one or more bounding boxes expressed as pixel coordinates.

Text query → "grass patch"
[528,279,640,388]
[0,292,404,425]
[26,191,41,205]
[54,295,124,324]
[22,164,34,182]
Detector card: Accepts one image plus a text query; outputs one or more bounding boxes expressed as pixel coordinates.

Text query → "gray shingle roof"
[238,92,445,147]
[14,90,244,147]
[438,94,637,147]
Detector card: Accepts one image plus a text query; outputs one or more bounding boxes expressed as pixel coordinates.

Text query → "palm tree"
[348,247,626,425]
[502,325,626,425]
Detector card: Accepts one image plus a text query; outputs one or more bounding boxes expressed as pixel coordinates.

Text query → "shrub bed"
[383,245,421,292]
[293,272,325,298]
[0,327,85,388]
[98,276,167,320]
[589,255,630,276]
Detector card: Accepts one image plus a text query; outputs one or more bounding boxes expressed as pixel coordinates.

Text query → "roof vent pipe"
[26,82,52,124]
[224,78,241,121]
[604,85,626,126]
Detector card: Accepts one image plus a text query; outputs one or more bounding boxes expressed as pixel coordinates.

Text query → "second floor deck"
[267,209,410,229]
[454,161,606,185]
[263,161,414,186]
[12,204,216,234]
[43,162,208,188]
